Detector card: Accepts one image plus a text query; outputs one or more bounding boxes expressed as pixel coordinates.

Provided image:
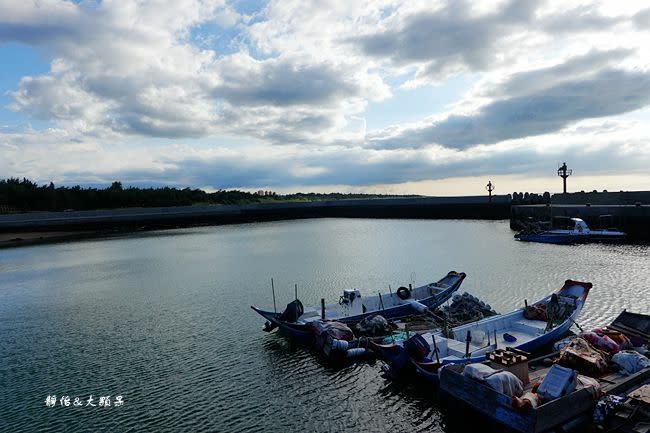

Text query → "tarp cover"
[580,331,620,354]
[279,300,304,323]
[558,337,608,375]
[485,371,524,398]
[354,315,392,336]
[612,350,650,376]
[309,321,354,341]
[462,363,524,398]
[463,363,498,381]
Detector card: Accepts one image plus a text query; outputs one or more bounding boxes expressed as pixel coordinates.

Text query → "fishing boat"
[251,271,466,342]
[515,217,626,244]
[439,311,650,433]
[373,279,591,384]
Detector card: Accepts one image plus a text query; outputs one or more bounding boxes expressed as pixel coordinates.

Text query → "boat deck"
[442,319,548,359]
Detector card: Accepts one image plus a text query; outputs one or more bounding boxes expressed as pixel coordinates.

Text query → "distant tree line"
[0,178,414,213]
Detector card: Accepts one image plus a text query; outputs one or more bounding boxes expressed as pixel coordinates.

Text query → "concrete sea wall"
[0,195,511,232]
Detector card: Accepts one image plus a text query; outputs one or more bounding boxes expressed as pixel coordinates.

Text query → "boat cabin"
[551,217,590,233]
[340,289,364,316]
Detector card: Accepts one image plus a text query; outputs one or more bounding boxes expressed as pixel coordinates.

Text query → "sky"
[1,0,649,196]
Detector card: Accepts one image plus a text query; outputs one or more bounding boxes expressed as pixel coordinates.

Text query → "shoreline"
[0,230,103,249]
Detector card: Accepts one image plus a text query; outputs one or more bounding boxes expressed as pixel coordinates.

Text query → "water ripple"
[1,220,648,432]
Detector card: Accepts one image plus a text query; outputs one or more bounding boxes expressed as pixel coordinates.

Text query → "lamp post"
[486,180,495,203]
[557,162,572,194]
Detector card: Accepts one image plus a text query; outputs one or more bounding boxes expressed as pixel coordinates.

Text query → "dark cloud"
[0,22,77,45]
[369,66,650,150]
[219,105,340,145]
[113,114,212,139]
[489,49,634,98]
[213,59,361,106]
[352,1,628,82]
[352,0,542,77]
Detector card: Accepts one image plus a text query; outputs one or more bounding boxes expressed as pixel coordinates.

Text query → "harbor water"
[1,218,649,432]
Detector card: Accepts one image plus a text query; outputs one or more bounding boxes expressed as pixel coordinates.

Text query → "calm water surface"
[1,219,648,432]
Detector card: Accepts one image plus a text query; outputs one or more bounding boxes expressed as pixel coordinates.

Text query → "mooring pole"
[321,298,325,320]
[271,278,277,313]
[294,283,298,301]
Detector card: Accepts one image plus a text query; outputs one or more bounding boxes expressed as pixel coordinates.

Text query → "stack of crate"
[487,348,530,385]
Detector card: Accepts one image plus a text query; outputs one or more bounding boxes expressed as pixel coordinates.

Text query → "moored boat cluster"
[251,272,650,432]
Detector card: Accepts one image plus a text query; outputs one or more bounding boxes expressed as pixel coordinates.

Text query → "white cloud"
[1,0,650,192]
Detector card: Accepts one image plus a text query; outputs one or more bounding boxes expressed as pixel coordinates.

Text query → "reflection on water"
[1,219,648,432]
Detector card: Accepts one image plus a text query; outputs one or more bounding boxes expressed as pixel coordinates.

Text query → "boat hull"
[250,306,313,343]
[515,233,582,244]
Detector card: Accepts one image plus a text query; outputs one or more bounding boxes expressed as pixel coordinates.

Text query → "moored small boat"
[439,311,650,433]
[373,279,592,383]
[251,270,466,336]
[515,217,626,244]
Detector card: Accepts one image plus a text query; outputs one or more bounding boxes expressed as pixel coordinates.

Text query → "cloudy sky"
[1,0,649,195]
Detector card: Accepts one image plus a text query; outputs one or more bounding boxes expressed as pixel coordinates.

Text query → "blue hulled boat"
[373,279,592,384]
[251,271,466,342]
[515,217,626,244]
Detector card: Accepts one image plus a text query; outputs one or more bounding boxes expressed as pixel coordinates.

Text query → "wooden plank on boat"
[606,368,650,394]
[609,311,650,343]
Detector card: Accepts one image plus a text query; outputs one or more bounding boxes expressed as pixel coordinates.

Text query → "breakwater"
[0,195,511,233]
[3,192,649,243]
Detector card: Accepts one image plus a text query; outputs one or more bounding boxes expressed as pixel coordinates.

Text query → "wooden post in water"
[271,278,277,313]
[378,292,385,310]
[294,283,298,301]
[321,298,325,320]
